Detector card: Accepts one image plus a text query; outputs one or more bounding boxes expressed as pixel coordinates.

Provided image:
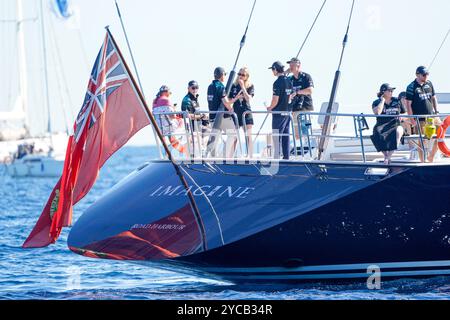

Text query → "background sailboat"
[0,0,84,177]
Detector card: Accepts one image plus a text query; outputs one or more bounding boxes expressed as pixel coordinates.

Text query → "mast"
[205,0,257,156]
[39,0,52,137]
[16,0,29,133]
[317,0,355,160]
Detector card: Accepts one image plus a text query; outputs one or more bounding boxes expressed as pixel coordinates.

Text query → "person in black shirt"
[405,66,440,162]
[286,57,314,140]
[267,61,293,160]
[182,80,209,131]
[229,67,255,157]
[182,80,209,154]
[207,67,236,158]
[370,83,404,164]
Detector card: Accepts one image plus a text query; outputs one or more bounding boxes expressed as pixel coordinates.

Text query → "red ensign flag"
[23,31,150,248]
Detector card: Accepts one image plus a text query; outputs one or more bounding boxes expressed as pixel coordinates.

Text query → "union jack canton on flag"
[23,31,150,248]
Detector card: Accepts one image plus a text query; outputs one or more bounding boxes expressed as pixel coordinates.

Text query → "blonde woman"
[229,67,255,157]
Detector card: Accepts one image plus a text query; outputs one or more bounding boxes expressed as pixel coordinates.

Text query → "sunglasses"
[190,86,199,90]
[238,73,247,77]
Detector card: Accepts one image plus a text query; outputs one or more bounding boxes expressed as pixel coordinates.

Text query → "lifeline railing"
[295,112,450,163]
[153,110,245,160]
[153,109,450,163]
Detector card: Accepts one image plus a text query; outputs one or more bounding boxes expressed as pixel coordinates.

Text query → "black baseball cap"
[188,80,198,88]
[268,61,285,73]
[286,57,301,64]
[214,67,226,78]
[379,83,396,94]
[416,66,429,75]
[398,91,407,100]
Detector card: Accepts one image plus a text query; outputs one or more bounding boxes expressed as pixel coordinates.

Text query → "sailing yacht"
[65,1,450,284]
[1,0,69,177]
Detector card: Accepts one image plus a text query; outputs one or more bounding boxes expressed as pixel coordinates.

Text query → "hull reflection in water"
[68,160,450,283]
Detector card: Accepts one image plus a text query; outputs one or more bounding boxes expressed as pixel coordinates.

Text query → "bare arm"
[405,99,417,125]
[241,88,252,103]
[372,98,385,115]
[405,100,413,115]
[267,96,279,111]
[432,96,439,113]
[297,87,313,96]
[238,80,253,103]
[221,96,233,111]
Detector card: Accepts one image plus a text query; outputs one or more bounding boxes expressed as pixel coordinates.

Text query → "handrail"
[151,108,450,163]
[242,110,297,158]
[296,111,450,163]
[153,110,244,160]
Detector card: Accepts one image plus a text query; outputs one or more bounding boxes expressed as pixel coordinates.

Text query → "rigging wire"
[205,0,257,156]
[317,0,356,160]
[48,14,75,131]
[114,0,163,159]
[76,28,90,74]
[48,14,72,134]
[295,0,327,59]
[0,0,15,111]
[429,27,450,71]
[253,0,328,146]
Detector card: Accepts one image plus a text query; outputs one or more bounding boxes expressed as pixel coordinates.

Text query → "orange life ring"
[437,116,450,157]
[169,136,187,155]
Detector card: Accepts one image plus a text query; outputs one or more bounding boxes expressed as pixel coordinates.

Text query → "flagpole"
[113,0,163,158]
[106,27,208,252]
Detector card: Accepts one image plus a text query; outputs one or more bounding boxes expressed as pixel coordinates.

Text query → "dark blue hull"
[68,160,450,283]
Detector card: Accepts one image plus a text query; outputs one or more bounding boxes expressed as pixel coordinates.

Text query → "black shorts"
[235,108,254,127]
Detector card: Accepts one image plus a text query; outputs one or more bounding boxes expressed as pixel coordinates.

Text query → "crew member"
[286,57,314,141]
[267,61,293,160]
[207,67,237,158]
[182,81,209,132]
[405,66,440,162]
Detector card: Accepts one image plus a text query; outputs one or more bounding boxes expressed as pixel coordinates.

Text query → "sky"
[1,0,450,145]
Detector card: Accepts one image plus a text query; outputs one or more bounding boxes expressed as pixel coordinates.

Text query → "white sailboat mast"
[16,0,29,132]
[39,0,52,135]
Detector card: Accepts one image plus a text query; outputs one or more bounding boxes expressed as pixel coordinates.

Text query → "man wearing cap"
[206,67,236,158]
[182,81,209,152]
[405,66,440,162]
[267,61,293,160]
[286,58,314,141]
[182,80,208,130]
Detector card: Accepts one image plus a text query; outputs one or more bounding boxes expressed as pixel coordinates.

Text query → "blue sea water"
[1,146,450,300]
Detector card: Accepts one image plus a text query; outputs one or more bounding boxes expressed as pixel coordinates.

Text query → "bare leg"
[428,140,439,163]
[293,111,300,140]
[246,125,253,158]
[417,144,425,163]
[382,151,389,164]
[381,150,394,164]
[396,126,404,147]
